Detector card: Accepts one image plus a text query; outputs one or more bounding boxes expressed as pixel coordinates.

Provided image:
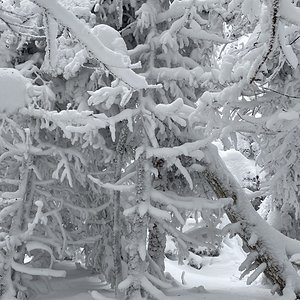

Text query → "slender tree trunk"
[148,222,166,274]
[126,214,148,300]
[113,123,128,297]
[125,154,150,300]
[1,158,34,299]
[148,160,167,277]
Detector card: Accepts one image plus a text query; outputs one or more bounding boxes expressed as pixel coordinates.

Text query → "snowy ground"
[36,235,277,300]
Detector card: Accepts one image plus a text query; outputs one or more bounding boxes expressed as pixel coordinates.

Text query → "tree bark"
[113,124,128,296]
[1,158,35,299]
[148,222,166,274]
[125,154,150,300]
[147,159,167,278]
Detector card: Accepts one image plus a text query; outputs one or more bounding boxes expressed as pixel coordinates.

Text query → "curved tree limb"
[249,0,280,83]
[203,143,300,298]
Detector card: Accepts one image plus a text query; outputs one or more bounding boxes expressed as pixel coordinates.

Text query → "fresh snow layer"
[32,0,148,90]
[214,141,261,187]
[279,0,300,26]
[0,68,29,114]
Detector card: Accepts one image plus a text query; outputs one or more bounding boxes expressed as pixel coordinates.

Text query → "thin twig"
[249,0,280,83]
[260,86,300,99]
[290,35,300,45]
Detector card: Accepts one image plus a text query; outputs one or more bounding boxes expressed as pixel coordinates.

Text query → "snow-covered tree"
[3,0,300,300]
[0,1,117,298]
[190,0,300,298]
[14,1,232,299]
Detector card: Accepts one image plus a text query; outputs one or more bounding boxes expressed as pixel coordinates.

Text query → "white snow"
[11,260,66,277]
[32,0,149,90]
[278,22,298,69]
[278,110,299,121]
[214,141,261,187]
[0,68,30,114]
[43,13,59,72]
[32,0,129,68]
[279,0,300,26]
[241,0,261,23]
[91,25,128,57]
[35,236,278,300]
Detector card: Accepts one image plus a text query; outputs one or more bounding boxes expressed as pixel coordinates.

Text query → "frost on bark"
[147,218,166,276]
[1,157,34,299]
[147,159,167,276]
[125,154,150,300]
[248,0,280,83]
[113,122,129,295]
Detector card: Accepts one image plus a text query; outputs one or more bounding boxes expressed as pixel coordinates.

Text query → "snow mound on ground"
[0,68,30,114]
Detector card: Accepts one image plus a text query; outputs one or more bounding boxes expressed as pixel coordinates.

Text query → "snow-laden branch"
[179,26,229,44]
[203,143,300,297]
[160,219,212,250]
[148,97,194,127]
[31,0,128,69]
[11,260,66,277]
[156,0,224,25]
[88,174,135,192]
[26,241,55,268]
[278,22,298,68]
[88,85,132,109]
[64,201,110,215]
[52,151,73,187]
[43,13,58,72]
[151,189,232,210]
[20,107,139,143]
[23,200,44,238]
[144,136,214,160]
[0,198,22,220]
[30,0,148,89]
[248,0,279,83]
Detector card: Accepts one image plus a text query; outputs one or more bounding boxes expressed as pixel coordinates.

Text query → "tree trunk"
[147,159,167,278]
[1,158,35,299]
[113,124,128,296]
[125,155,150,300]
[148,222,166,275]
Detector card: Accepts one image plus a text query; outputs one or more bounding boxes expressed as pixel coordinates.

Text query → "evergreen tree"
[3,0,300,299]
